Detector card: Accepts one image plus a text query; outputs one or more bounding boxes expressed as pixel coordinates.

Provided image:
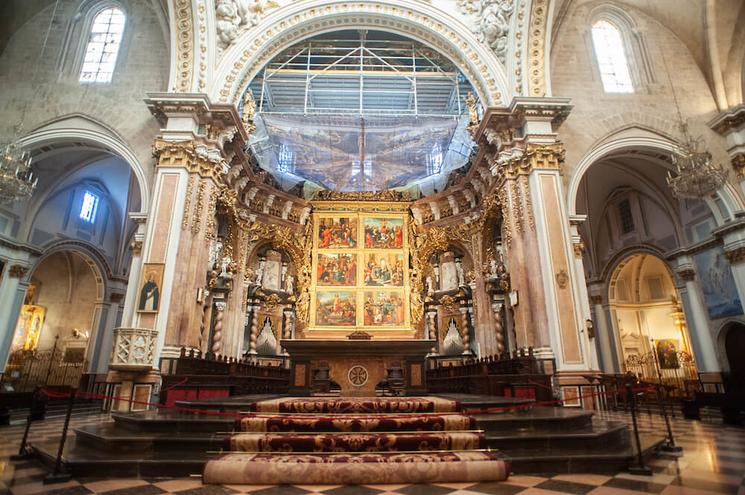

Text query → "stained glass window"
[79,7,125,83]
[591,20,634,93]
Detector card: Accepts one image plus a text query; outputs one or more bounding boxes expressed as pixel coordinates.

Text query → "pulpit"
[281,339,435,396]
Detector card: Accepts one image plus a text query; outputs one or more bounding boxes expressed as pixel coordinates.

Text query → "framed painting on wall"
[363,217,404,249]
[315,291,356,326]
[655,339,680,369]
[317,217,358,249]
[363,252,404,287]
[317,253,357,286]
[363,291,405,326]
[138,263,164,313]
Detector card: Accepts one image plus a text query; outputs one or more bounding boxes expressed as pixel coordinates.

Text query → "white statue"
[219,255,232,278]
[489,259,499,279]
[456,258,465,286]
[209,240,223,271]
[443,317,465,356]
[426,275,434,295]
[285,274,294,294]
[255,259,265,286]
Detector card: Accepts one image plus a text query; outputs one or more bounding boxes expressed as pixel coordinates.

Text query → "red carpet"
[204,396,509,485]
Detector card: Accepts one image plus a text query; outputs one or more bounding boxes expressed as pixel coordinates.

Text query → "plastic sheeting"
[249,113,474,196]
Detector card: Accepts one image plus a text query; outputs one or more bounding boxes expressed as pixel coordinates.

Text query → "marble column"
[120,214,147,328]
[587,285,620,373]
[672,258,720,373]
[0,263,32,370]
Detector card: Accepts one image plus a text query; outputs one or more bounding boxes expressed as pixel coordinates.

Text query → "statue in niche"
[439,253,458,291]
[209,239,223,271]
[255,259,265,286]
[285,274,294,294]
[256,316,278,356]
[442,317,465,356]
[456,258,465,287]
[426,275,434,295]
[262,250,282,291]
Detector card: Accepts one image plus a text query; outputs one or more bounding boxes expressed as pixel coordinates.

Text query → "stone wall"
[0,0,169,170]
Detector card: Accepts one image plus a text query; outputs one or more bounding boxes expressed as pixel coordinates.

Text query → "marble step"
[485,420,630,451]
[475,406,594,432]
[112,410,235,433]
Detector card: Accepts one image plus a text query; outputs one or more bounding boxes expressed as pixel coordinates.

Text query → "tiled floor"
[1,409,743,495]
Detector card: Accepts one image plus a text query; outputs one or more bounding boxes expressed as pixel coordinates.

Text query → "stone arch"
[18,114,150,214]
[209,0,510,107]
[716,318,745,375]
[28,241,112,302]
[567,131,744,223]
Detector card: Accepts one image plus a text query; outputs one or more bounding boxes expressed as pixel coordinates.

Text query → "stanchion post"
[44,388,76,484]
[10,388,39,460]
[627,379,653,476]
[655,382,683,454]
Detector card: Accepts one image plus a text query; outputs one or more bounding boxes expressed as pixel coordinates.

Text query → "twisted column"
[459,306,471,355]
[248,303,260,354]
[211,301,226,353]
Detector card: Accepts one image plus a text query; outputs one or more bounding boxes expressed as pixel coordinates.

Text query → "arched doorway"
[4,250,103,391]
[724,323,745,387]
[608,253,697,388]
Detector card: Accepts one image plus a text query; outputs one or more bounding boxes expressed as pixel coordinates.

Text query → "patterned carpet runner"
[204,397,510,485]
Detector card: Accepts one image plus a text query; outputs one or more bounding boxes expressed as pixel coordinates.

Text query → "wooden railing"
[426,348,555,402]
[158,348,291,406]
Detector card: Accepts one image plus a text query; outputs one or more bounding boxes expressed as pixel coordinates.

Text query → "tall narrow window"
[591,20,633,93]
[80,7,125,83]
[80,191,100,223]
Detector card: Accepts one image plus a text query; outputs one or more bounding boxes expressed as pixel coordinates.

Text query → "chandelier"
[665,125,727,199]
[0,136,37,203]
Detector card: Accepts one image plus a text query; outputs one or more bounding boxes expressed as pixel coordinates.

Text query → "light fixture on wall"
[0,0,61,204]
[662,58,727,199]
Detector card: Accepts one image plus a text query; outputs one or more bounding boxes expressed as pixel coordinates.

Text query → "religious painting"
[655,339,680,370]
[317,217,358,249]
[317,253,357,286]
[316,291,356,326]
[138,263,164,313]
[11,305,45,352]
[363,291,405,326]
[363,218,404,249]
[693,247,743,319]
[363,253,404,287]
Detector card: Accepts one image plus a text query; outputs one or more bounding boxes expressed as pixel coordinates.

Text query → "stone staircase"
[29,394,665,479]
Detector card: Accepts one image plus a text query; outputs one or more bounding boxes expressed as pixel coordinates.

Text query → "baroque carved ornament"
[457,0,515,64]
[215,0,280,50]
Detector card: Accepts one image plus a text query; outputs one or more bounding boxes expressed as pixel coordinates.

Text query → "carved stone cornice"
[708,104,745,135]
[313,190,410,202]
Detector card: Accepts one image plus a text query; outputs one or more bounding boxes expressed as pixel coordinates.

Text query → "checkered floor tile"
[0,409,743,495]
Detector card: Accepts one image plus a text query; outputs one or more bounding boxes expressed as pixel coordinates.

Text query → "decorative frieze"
[725,246,745,264]
[8,265,29,278]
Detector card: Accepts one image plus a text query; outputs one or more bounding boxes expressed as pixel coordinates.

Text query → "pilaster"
[668,255,720,373]
[477,97,593,371]
[709,104,745,189]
